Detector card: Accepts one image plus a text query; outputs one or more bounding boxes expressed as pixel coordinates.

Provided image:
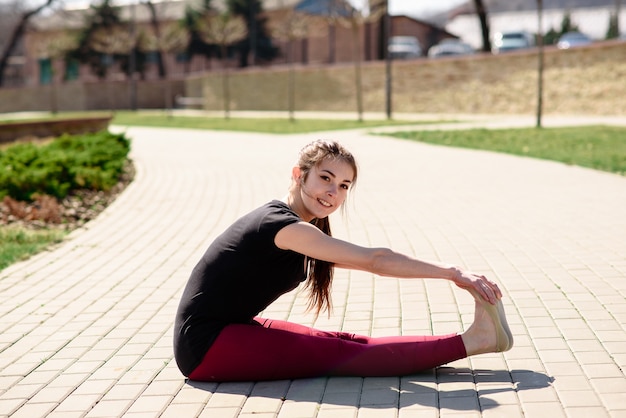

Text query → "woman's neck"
[281,192,314,222]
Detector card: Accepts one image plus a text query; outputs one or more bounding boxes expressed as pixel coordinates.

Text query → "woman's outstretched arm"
[275,221,502,304]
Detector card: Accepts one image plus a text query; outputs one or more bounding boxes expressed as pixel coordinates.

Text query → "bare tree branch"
[0,0,57,87]
[323,0,385,122]
[197,12,247,119]
[474,0,492,52]
[270,10,311,121]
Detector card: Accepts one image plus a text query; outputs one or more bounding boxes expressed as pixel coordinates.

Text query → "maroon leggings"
[188,317,467,382]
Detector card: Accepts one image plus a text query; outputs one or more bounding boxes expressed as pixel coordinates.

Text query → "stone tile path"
[1,117,625,417]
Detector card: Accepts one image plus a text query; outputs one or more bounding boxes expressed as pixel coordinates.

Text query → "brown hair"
[294,140,358,315]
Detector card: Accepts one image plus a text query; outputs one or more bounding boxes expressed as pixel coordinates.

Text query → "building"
[10,0,456,89]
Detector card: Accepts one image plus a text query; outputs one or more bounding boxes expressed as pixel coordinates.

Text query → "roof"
[294,0,354,16]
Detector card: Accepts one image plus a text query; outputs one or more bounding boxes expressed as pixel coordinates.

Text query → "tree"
[32,32,78,112]
[68,0,127,79]
[142,0,166,78]
[616,0,622,36]
[142,22,190,109]
[0,0,58,87]
[227,0,278,67]
[473,0,491,52]
[536,0,544,128]
[89,25,137,77]
[295,0,345,63]
[89,24,136,109]
[543,27,559,45]
[154,22,191,72]
[559,11,578,34]
[270,11,310,121]
[327,0,385,122]
[543,11,581,45]
[90,26,133,57]
[606,13,620,39]
[197,12,247,119]
[180,0,218,73]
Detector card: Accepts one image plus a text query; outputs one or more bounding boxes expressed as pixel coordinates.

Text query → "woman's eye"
[341,184,349,190]
[321,176,330,182]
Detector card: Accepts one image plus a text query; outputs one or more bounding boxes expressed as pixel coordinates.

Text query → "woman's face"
[295,158,354,221]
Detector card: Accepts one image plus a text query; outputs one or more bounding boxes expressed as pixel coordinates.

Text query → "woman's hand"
[451,268,502,305]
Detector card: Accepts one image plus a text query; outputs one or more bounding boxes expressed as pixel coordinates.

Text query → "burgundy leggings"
[188,317,467,382]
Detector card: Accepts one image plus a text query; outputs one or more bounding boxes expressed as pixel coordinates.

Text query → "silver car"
[557,31,592,49]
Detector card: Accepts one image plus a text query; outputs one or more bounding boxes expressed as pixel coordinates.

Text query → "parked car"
[492,31,535,54]
[557,31,592,49]
[388,36,422,59]
[428,39,474,58]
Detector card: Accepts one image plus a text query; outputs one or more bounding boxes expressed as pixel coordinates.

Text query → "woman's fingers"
[456,270,503,305]
[479,277,502,304]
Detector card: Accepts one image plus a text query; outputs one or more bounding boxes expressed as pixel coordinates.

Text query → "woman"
[174,140,513,382]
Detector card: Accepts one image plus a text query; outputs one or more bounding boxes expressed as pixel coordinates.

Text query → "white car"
[492,31,535,54]
[388,36,422,59]
[428,39,474,58]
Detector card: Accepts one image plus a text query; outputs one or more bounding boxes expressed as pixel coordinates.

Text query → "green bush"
[0,131,130,202]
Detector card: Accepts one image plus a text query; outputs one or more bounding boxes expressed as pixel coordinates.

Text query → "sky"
[0,0,468,19]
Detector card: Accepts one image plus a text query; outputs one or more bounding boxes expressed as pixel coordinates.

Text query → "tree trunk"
[473,0,491,53]
[288,39,295,122]
[0,0,56,87]
[143,0,167,78]
[384,5,392,119]
[328,22,336,63]
[536,0,544,128]
[352,22,363,122]
[616,0,622,35]
[221,45,230,119]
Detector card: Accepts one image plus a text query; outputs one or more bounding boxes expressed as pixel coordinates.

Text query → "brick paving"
[1,116,625,417]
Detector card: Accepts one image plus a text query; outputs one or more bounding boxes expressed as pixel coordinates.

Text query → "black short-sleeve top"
[173,200,306,376]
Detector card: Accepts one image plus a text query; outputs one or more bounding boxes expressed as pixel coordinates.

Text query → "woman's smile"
[295,159,354,221]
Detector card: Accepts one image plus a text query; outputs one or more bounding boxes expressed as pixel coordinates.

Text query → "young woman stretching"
[174,140,513,382]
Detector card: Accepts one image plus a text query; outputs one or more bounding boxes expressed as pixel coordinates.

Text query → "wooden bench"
[175,96,204,109]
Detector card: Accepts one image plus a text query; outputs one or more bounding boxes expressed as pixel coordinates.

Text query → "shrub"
[0,131,130,202]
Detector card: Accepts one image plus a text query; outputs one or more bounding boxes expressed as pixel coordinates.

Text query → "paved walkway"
[1,115,625,417]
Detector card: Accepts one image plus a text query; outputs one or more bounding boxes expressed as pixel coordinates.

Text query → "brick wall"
[194,40,626,116]
[0,79,185,113]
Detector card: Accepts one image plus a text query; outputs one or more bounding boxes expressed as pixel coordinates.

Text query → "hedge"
[0,131,131,202]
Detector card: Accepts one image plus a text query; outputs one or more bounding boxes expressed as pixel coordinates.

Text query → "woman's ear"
[292,166,302,183]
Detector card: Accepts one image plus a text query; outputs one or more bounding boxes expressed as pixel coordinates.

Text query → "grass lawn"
[0,227,66,271]
[111,111,434,134]
[383,125,626,176]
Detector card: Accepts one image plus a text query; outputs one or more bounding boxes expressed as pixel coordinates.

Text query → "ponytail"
[306,216,334,315]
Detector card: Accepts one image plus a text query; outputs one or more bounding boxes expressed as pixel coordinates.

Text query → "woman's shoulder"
[225,200,299,245]
[255,200,300,226]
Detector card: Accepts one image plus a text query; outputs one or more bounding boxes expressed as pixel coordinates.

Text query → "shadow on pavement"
[185,368,554,412]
